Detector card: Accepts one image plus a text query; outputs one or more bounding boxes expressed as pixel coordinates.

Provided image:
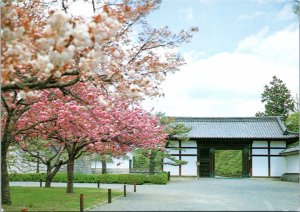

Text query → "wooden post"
[97,180,100,188]
[40,179,42,187]
[134,182,136,192]
[108,189,112,203]
[209,148,215,178]
[80,194,84,212]
[167,171,170,181]
[124,185,126,197]
[196,161,200,180]
[21,208,27,212]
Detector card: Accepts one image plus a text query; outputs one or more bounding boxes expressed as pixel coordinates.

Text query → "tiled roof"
[173,116,299,140]
[280,146,299,155]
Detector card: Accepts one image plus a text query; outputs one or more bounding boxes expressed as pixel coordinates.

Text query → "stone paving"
[88,177,300,211]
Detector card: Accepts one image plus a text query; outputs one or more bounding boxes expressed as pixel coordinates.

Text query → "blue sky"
[147,0,296,55]
[142,0,299,117]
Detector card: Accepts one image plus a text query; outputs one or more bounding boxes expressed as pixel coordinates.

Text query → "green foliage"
[9,173,46,181]
[285,112,299,132]
[215,150,242,177]
[256,76,295,120]
[146,172,168,184]
[294,0,300,16]
[133,149,163,171]
[133,149,151,169]
[8,172,169,185]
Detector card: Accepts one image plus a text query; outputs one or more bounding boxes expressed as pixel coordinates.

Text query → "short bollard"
[21,208,27,212]
[134,183,136,192]
[80,194,84,212]
[40,179,42,187]
[108,189,112,203]
[97,180,100,188]
[124,185,126,197]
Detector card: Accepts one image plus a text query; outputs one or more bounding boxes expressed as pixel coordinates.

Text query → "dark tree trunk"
[66,158,75,193]
[149,151,157,175]
[45,161,64,188]
[1,141,11,205]
[45,165,53,188]
[36,152,40,173]
[101,160,107,174]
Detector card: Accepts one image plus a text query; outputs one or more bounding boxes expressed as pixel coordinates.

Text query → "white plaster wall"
[91,153,132,169]
[270,149,284,155]
[181,140,197,147]
[270,141,286,147]
[252,149,268,155]
[107,158,130,169]
[252,157,268,176]
[181,148,197,154]
[270,157,286,176]
[286,155,299,173]
[181,156,197,176]
[167,149,179,154]
[252,141,268,147]
[163,156,179,175]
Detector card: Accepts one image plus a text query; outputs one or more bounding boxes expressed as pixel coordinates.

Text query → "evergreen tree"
[133,113,191,175]
[285,112,299,132]
[256,76,295,120]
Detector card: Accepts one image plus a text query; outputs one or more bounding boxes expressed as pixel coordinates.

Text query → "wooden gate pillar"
[242,146,250,178]
[209,148,215,178]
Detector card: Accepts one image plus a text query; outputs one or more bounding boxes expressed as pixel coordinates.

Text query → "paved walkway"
[88,177,299,211]
[11,178,300,211]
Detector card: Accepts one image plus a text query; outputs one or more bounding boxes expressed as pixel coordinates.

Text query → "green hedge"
[9,172,168,185]
[9,173,46,182]
[146,172,168,184]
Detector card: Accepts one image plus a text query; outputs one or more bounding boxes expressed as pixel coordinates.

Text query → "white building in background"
[90,153,133,174]
[163,117,299,178]
[279,146,299,182]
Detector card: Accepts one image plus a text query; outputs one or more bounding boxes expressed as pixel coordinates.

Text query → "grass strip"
[2,186,122,211]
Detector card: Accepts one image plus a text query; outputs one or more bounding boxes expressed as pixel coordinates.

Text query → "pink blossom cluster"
[12,82,166,156]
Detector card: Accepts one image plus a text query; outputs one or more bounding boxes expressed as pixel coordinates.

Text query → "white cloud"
[237,24,299,69]
[142,26,299,117]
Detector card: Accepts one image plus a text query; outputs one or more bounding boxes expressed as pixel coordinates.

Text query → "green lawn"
[2,187,123,211]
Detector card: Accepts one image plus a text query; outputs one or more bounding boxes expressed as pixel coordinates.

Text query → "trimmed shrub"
[9,173,46,181]
[146,172,168,184]
[9,173,150,185]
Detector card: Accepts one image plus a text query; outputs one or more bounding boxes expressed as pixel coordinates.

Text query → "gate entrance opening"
[215,150,242,178]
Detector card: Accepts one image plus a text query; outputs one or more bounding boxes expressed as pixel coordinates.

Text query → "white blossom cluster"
[2,7,122,89]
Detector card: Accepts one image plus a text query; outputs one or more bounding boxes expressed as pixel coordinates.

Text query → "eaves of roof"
[172,116,299,140]
[280,146,300,156]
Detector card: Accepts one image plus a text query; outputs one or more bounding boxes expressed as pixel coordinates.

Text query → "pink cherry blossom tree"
[15,83,166,193]
[1,0,196,204]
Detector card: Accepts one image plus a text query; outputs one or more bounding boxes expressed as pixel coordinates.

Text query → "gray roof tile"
[280,146,299,155]
[173,116,299,139]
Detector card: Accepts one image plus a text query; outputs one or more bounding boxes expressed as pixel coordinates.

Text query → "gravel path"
[10,178,300,211]
[89,177,300,211]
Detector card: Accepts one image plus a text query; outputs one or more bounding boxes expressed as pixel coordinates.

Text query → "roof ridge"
[173,116,279,121]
